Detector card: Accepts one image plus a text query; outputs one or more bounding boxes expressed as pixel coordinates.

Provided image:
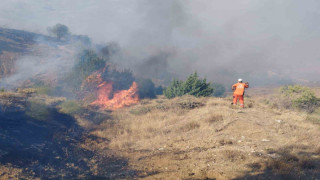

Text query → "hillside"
[88,95,320,179]
[0,27,63,79]
[0,90,136,179]
[0,27,319,179]
[1,88,319,179]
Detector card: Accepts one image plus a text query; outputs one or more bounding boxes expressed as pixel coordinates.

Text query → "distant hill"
[0,27,66,78]
[0,28,40,78]
[0,27,38,53]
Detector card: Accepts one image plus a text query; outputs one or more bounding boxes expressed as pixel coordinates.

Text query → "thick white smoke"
[1,0,320,86]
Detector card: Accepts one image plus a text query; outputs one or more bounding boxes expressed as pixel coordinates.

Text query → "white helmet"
[238,78,243,82]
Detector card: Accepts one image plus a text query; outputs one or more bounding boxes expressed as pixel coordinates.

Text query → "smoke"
[1,0,320,87]
[0,37,79,88]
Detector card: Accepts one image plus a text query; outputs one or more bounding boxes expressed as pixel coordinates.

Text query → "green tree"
[76,49,107,78]
[183,72,213,97]
[65,49,107,92]
[137,78,156,99]
[164,72,213,99]
[164,79,184,99]
[47,24,70,41]
[155,86,164,95]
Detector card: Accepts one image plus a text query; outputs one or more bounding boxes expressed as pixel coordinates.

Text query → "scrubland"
[88,91,320,179]
[1,88,320,179]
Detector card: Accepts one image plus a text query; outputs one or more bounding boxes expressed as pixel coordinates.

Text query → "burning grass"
[83,71,140,110]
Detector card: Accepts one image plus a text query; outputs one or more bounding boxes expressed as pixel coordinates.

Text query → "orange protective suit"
[232,82,249,108]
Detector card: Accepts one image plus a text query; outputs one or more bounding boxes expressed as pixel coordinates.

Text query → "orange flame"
[91,81,139,110]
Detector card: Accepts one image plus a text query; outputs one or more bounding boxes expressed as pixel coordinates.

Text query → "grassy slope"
[0,91,137,179]
[89,95,320,179]
[1,89,320,179]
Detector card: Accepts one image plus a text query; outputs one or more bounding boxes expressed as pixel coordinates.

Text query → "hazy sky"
[1,0,320,85]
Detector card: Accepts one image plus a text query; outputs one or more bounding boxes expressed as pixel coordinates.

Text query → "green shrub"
[163,79,184,99]
[278,85,319,113]
[136,78,157,99]
[164,72,213,99]
[65,49,108,92]
[155,86,164,95]
[58,100,83,115]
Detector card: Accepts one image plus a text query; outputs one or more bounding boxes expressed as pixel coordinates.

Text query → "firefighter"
[231,79,249,108]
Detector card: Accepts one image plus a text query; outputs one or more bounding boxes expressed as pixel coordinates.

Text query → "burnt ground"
[0,93,138,179]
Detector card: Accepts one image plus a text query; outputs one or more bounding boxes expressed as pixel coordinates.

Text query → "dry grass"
[179,121,200,132]
[3,87,320,179]
[206,114,223,124]
[0,164,37,180]
[92,96,234,151]
[88,90,320,179]
[223,150,246,162]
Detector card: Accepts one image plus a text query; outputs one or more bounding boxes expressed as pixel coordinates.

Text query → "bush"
[163,79,184,99]
[47,24,70,41]
[277,85,319,113]
[75,49,107,79]
[164,72,213,99]
[136,78,156,99]
[155,86,164,95]
[64,49,108,93]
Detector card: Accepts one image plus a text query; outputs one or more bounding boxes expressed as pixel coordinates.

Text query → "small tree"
[164,72,213,99]
[76,49,107,78]
[155,86,164,95]
[137,78,156,99]
[64,49,107,92]
[183,72,213,97]
[47,24,70,41]
[164,79,185,99]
